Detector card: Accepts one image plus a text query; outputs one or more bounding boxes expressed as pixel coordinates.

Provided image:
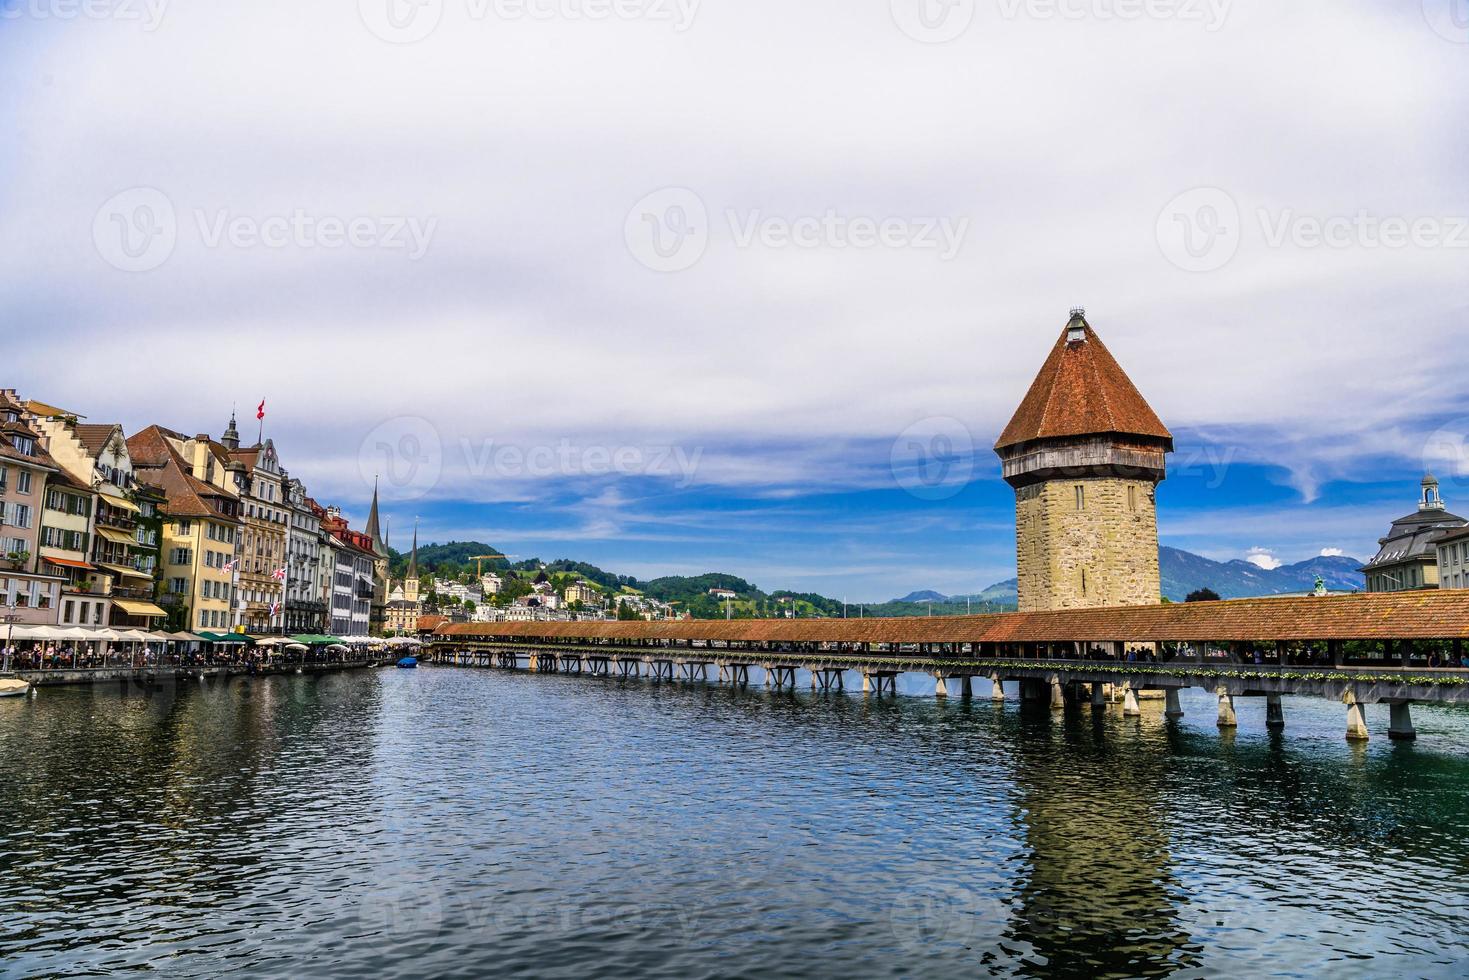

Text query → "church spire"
[222,410,240,451]
[407,517,418,578]
[365,476,386,555]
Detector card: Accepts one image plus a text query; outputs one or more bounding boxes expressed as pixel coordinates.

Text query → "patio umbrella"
[118,629,153,643]
[11,625,63,641]
[255,637,290,647]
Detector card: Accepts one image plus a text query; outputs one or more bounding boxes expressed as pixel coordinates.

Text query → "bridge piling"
[1266,694,1285,730]
[1123,685,1141,717]
[991,675,1006,702]
[1091,682,1106,712]
[1217,689,1238,728]
[935,674,948,699]
[1388,702,1416,741]
[1164,688,1184,719]
[1345,693,1370,742]
[1049,677,1064,711]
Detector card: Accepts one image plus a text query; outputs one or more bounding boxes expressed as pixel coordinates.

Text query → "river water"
[1,666,1467,978]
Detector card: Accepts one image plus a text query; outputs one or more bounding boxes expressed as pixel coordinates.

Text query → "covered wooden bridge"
[427,591,1469,741]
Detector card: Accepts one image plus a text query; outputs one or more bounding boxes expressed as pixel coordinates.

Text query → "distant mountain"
[897,590,950,603]
[1158,546,1363,600]
[897,548,1365,610]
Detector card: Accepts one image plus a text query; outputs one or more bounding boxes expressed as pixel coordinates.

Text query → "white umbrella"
[58,627,96,641]
[285,642,309,652]
[90,628,125,642]
[255,637,290,647]
[10,625,62,641]
[118,629,153,642]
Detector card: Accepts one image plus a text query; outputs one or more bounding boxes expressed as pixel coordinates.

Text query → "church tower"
[995,310,1173,612]
[404,518,420,605]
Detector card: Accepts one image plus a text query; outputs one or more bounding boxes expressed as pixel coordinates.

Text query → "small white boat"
[0,676,32,698]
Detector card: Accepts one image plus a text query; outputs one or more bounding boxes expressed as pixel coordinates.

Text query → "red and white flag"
[271,566,286,581]
[222,558,237,574]
[269,600,280,617]
[256,399,266,421]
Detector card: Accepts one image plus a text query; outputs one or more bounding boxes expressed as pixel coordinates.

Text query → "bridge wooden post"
[960,675,973,699]
[1216,688,1238,728]
[1265,693,1285,730]
[1090,682,1106,712]
[1164,688,1184,719]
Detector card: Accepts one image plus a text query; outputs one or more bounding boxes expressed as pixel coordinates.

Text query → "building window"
[17,471,31,494]
[1127,485,1137,512]
[1075,485,1085,511]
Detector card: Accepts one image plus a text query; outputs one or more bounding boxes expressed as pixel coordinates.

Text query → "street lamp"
[3,601,18,673]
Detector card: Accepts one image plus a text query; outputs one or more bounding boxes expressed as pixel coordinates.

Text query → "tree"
[1186,588,1221,603]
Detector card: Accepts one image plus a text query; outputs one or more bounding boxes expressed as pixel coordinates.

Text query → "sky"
[2,1,1468,600]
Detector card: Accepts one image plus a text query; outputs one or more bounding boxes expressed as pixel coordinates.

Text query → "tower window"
[1128,486,1137,512]
[1075,485,1085,510]
[1081,568,1088,596]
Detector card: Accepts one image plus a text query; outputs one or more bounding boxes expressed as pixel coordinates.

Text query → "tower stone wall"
[1014,477,1162,612]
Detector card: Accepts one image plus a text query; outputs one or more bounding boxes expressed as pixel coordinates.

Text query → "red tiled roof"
[126,426,240,521]
[996,314,1172,451]
[436,591,1469,644]
[72,423,121,457]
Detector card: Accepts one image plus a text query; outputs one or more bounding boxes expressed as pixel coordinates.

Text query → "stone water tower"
[995,310,1173,611]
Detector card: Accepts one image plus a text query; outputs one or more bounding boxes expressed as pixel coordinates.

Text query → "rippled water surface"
[2,666,1469,978]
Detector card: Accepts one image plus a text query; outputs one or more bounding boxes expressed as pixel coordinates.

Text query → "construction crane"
[469,554,517,577]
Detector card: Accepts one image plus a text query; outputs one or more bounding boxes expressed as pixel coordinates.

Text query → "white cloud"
[1320,547,1346,558]
[1245,548,1283,570]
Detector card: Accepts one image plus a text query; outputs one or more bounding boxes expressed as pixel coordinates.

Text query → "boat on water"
[396,657,418,669]
[0,676,32,698]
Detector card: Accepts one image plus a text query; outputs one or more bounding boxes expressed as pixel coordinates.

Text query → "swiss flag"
[256,399,266,421]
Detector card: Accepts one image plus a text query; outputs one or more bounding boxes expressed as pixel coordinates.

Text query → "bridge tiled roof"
[437,591,1469,644]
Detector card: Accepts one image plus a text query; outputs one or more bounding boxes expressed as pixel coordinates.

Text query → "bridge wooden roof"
[437,591,1469,645]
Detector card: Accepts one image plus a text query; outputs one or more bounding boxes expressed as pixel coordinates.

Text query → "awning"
[99,563,151,581]
[45,556,96,571]
[102,495,140,514]
[96,527,137,546]
[112,599,168,618]
[289,634,345,646]
[196,631,255,645]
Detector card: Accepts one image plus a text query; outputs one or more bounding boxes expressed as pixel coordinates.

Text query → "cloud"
[1245,548,1284,571]
[1,3,1463,598]
[1320,547,1346,558]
